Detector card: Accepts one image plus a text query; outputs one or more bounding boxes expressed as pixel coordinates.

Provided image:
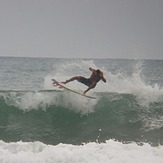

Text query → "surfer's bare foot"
[52,82,57,85]
[51,80,55,84]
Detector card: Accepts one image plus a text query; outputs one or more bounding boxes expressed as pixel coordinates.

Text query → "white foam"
[98,61,163,107]
[3,90,98,115]
[0,140,162,163]
[44,60,163,107]
[3,60,163,114]
[43,60,100,91]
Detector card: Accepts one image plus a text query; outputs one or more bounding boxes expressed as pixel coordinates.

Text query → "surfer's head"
[96,69,102,74]
[96,69,104,78]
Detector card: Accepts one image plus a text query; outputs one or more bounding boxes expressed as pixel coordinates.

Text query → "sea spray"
[0,57,163,162]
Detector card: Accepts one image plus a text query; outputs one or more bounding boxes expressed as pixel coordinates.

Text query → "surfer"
[62,67,106,94]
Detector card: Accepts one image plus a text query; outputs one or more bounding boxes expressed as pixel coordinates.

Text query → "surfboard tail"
[52,79,64,88]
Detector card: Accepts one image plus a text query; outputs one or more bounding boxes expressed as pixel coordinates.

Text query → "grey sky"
[0,0,163,59]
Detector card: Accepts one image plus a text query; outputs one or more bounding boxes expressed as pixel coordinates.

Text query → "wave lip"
[0,89,97,114]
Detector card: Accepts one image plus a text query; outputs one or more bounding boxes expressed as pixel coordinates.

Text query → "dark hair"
[96,69,101,74]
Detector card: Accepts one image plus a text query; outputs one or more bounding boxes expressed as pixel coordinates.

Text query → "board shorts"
[78,77,92,86]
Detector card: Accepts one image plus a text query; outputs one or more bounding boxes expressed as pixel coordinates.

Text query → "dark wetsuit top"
[78,70,102,87]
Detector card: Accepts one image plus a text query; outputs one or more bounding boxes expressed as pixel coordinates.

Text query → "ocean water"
[0,57,163,162]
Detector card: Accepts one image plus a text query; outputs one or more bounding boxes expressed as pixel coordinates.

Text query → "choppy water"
[0,57,163,162]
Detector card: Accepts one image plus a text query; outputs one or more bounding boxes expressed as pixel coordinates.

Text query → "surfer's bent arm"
[101,75,106,82]
[98,71,106,83]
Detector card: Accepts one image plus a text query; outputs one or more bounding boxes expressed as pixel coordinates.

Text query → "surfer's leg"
[78,77,91,86]
[62,76,81,84]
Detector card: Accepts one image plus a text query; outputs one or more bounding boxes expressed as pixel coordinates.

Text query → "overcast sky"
[0,0,163,59]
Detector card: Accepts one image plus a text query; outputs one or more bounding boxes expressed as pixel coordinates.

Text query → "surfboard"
[52,79,96,99]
